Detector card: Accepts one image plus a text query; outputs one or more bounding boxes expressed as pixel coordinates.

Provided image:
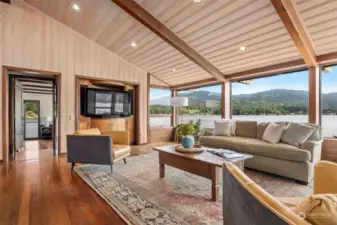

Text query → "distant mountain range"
[150,89,337,109]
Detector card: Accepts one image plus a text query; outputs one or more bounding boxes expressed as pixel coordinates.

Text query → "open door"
[14,80,24,151]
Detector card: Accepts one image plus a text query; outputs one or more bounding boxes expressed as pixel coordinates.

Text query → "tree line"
[150,104,337,115]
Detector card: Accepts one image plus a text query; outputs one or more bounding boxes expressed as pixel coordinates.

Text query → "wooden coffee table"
[153,145,253,201]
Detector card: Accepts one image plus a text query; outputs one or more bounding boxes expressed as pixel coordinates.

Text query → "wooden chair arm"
[314,161,337,194]
[101,130,129,145]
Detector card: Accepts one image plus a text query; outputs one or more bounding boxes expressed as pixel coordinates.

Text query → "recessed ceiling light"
[72,3,80,11]
[193,0,203,4]
[130,42,137,47]
[239,46,248,52]
[172,68,177,72]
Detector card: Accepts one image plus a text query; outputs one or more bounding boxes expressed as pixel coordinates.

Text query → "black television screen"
[83,88,132,118]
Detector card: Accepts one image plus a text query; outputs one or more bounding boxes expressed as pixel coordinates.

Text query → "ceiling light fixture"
[193,0,203,4]
[172,68,177,72]
[130,42,137,47]
[239,46,248,52]
[72,3,80,11]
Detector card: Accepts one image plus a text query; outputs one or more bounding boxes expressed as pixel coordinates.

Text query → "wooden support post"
[221,81,232,119]
[171,90,177,127]
[308,67,321,125]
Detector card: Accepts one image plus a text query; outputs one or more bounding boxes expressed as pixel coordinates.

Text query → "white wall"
[23,93,53,125]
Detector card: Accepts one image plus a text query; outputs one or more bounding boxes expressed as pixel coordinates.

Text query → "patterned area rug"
[75,152,313,225]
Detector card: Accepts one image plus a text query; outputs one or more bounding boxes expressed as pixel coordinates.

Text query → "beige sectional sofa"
[200,121,323,184]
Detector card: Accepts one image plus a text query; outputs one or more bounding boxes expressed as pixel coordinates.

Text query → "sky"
[150,66,337,99]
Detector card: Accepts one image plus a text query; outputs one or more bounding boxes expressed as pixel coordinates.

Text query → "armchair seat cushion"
[112,145,131,159]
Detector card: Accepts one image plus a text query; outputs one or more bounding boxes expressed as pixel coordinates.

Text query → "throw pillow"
[235,120,258,138]
[213,120,236,136]
[213,121,232,136]
[257,122,269,140]
[281,123,314,147]
[305,123,322,141]
[262,123,285,144]
[294,194,337,225]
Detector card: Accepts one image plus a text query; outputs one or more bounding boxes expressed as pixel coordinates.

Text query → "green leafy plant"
[176,123,195,139]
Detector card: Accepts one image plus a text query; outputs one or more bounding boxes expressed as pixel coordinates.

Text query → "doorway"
[2,66,61,161]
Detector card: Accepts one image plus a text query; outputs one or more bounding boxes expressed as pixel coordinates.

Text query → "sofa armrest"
[67,135,112,165]
[101,130,129,145]
[300,140,322,163]
[314,161,337,194]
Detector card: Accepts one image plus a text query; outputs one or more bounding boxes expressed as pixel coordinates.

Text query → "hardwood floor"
[0,142,172,225]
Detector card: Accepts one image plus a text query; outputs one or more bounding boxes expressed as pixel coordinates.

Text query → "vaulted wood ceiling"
[24,0,337,87]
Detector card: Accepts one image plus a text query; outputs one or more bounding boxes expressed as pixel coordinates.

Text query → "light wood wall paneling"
[0,2,148,160]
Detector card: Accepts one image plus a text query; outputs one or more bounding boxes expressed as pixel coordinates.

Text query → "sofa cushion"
[281,123,315,147]
[112,145,131,159]
[236,120,258,138]
[213,120,236,135]
[257,123,269,140]
[214,121,232,136]
[200,136,311,162]
[75,128,101,135]
[263,123,286,144]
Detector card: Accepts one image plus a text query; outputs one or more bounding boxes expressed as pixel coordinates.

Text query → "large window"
[322,65,337,137]
[232,70,309,123]
[149,88,171,127]
[177,85,221,128]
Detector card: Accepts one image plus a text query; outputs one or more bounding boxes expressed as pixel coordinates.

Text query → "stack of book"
[206,148,244,159]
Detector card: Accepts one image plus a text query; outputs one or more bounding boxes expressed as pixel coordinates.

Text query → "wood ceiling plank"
[171,78,218,90]
[111,0,225,82]
[271,0,317,67]
[221,52,301,73]
[175,0,252,39]
[191,13,281,52]
[200,21,286,58]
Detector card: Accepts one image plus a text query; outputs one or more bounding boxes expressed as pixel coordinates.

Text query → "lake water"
[150,115,337,137]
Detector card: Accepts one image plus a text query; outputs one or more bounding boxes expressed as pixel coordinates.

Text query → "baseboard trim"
[59,152,67,156]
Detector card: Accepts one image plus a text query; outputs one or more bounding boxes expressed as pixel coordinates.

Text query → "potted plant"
[176,123,196,148]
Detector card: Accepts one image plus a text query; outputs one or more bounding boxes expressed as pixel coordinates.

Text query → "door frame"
[2,66,62,162]
[23,100,41,140]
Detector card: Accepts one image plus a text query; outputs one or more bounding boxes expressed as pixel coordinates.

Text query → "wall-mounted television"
[81,86,133,118]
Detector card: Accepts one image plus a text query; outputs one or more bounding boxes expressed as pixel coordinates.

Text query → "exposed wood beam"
[171,78,218,90]
[112,0,225,82]
[271,0,317,67]
[149,74,171,88]
[149,84,171,90]
[317,52,337,65]
[227,59,306,81]
[172,59,308,90]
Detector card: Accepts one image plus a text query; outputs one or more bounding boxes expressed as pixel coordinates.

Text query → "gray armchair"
[67,128,131,172]
[223,162,310,225]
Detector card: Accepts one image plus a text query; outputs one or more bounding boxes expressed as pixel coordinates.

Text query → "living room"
[1,0,337,224]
